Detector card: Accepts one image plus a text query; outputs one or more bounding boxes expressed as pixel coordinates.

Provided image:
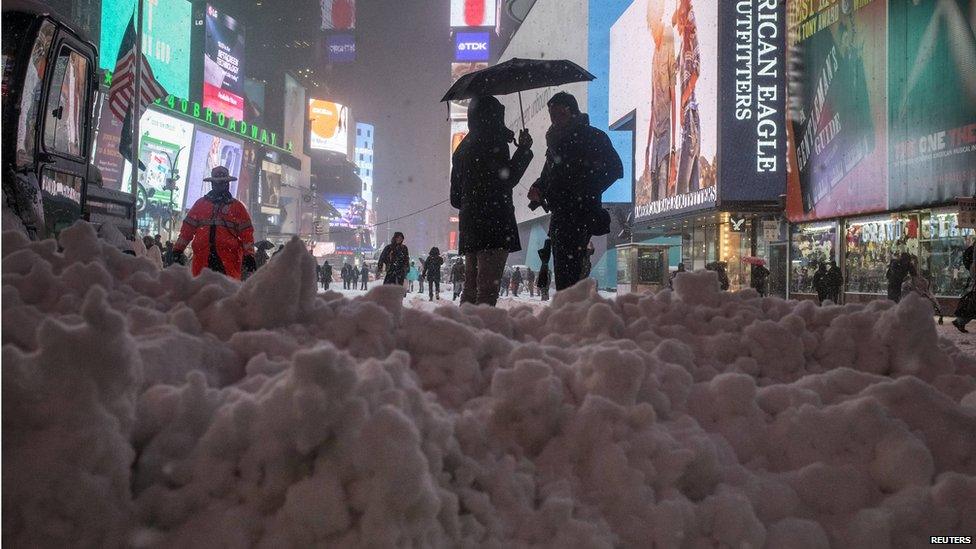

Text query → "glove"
[171,250,186,266]
[243,254,257,273]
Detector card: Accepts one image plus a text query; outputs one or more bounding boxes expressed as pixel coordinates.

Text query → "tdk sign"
[455,32,490,62]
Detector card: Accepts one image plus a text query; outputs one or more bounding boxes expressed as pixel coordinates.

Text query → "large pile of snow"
[4,222,976,547]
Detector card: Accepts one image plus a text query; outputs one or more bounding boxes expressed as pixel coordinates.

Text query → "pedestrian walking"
[705,261,730,291]
[320,260,333,291]
[886,252,912,303]
[450,95,534,306]
[451,258,465,300]
[812,262,829,304]
[511,267,523,297]
[525,267,536,297]
[953,242,976,332]
[825,261,843,304]
[339,263,348,289]
[669,263,686,290]
[537,240,552,301]
[901,256,944,324]
[500,267,512,297]
[418,257,427,294]
[171,166,256,280]
[406,261,419,292]
[422,247,444,301]
[527,92,622,291]
[351,262,361,289]
[377,232,410,287]
[751,262,770,297]
[360,263,370,290]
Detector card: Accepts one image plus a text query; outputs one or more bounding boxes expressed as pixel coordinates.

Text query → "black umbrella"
[256,240,275,251]
[440,58,596,127]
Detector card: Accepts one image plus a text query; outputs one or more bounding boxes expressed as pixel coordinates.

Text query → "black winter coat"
[423,254,444,282]
[378,243,410,277]
[533,116,622,239]
[451,134,533,254]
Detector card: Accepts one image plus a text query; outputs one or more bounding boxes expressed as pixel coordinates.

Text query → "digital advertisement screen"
[93,99,126,191]
[451,0,497,27]
[203,4,246,121]
[450,119,468,170]
[455,32,491,62]
[243,78,266,125]
[100,0,192,98]
[325,194,372,249]
[785,0,888,222]
[886,0,976,210]
[321,0,356,30]
[283,74,306,153]
[183,130,244,208]
[327,34,357,63]
[609,0,718,222]
[717,0,787,205]
[121,110,194,210]
[450,62,489,119]
[309,99,350,154]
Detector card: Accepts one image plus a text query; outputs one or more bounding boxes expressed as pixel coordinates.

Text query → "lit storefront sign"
[153,95,294,152]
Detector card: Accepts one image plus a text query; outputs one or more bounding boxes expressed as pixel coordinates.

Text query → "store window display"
[845,214,918,294]
[790,223,837,294]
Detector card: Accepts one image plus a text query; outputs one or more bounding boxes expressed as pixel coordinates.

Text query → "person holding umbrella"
[527,92,622,291]
[450,95,534,306]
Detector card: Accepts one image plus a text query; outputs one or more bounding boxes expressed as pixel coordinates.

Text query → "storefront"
[789,222,839,297]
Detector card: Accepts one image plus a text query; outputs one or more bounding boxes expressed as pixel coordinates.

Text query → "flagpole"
[130,0,143,238]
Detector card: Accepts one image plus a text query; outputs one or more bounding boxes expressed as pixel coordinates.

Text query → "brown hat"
[203,166,237,182]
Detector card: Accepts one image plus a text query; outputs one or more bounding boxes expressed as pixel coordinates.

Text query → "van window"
[43,44,88,158]
[13,20,55,168]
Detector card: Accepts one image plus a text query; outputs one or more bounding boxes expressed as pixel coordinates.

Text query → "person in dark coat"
[669,263,686,290]
[417,257,427,294]
[377,232,410,287]
[537,240,552,301]
[525,267,536,297]
[812,262,829,304]
[422,247,444,301]
[527,92,622,292]
[500,267,512,297]
[360,263,370,290]
[706,261,730,291]
[320,260,333,291]
[511,267,523,297]
[352,263,361,288]
[886,252,912,303]
[450,95,534,306]
[751,262,771,297]
[451,259,466,300]
[953,242,976,332]
[825,260,843,304]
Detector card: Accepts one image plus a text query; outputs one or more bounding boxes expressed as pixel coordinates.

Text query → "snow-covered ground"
[4,225,976,547]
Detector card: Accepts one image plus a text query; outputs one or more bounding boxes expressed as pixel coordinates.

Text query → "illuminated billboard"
[451,0,497,28]
[321,0,356,30]
[309,99,350,154]
[328,34,356,63]
[455,32,491,62]
[100,0,192,98]
[609,0,718,222]
[121,110,194,210]
[325,194,372,250]
[183,130,244,208]
[785,0,976,222]
[203,4,246,121]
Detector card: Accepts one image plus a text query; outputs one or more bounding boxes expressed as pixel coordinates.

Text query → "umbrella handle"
[518,90,526,130]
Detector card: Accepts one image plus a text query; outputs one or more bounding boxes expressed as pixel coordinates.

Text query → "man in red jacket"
[172,166,256,280]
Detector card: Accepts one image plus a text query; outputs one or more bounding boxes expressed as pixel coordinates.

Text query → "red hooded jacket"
[174,191,255,280]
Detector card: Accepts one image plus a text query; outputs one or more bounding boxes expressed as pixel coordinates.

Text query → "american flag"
[110,11,167,163]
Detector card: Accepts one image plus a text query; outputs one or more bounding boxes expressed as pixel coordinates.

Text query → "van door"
[37,33,94,236]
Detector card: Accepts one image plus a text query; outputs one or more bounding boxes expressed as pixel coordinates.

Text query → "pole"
[130,0,143,238]
[518,90,525,130]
